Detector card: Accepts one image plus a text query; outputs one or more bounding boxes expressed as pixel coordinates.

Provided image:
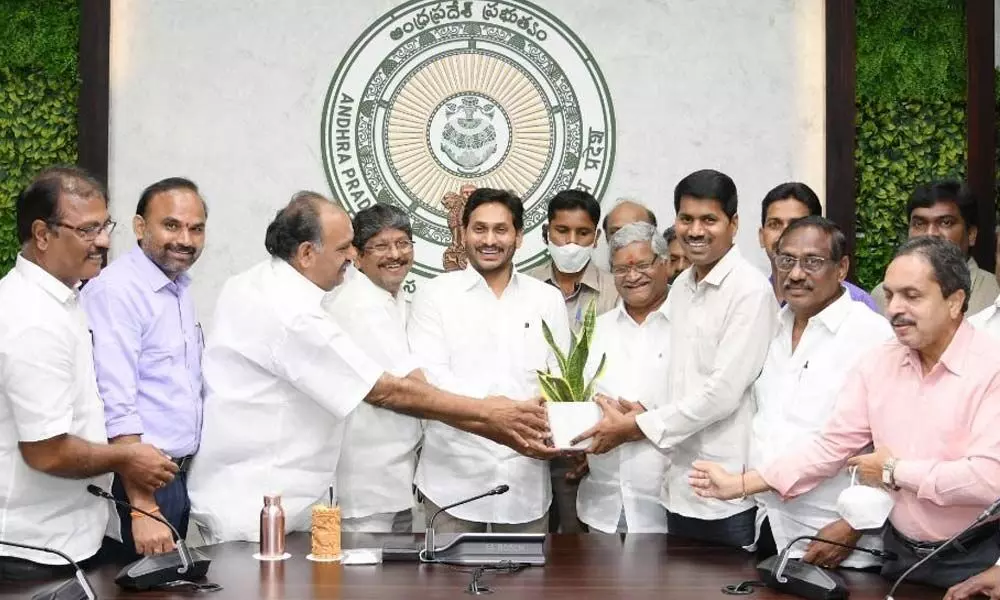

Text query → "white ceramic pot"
[546,401,602,450]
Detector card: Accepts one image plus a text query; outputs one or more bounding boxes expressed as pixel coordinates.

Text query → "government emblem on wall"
[321,0,615,290]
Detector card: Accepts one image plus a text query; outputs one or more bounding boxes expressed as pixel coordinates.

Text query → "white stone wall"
[109,0,825,324]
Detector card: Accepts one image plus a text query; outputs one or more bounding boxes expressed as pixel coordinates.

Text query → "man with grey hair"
[189,192,558,543]
[692,236,1000,590]
[603,198,657,239]
[574,222,672,533]
[323,204,421,533]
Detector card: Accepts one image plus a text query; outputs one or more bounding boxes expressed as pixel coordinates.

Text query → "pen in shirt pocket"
[798,360,809,383]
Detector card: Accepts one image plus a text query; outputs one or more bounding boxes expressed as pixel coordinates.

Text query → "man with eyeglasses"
[322,204,422,533]
[573,169,777,548]
[0,167,177,582]
[80,178,208,561]
[572,222,671,534]
[749,216,891,570]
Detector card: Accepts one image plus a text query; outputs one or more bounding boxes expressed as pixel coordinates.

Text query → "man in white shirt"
[0,167,177,581]
[751,216,892,568]
[573,169,777,548]
[408,188,570,533]
[577,222,671,533]
[323,204,421,533]
[189,192,557,543]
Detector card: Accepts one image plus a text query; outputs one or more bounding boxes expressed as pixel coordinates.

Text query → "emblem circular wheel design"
[322,0,615,283]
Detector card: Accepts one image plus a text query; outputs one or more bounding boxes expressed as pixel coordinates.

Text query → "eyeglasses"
[364,239,414,255]
[49,219,117,241]
[773,253,833,274]
[612,259,658,278]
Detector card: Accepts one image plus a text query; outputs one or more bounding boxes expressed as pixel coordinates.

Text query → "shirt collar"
[14,254,78,306]
[777,286,854,335]
[901,319,974,377]
[683,245,740,291]
[967,256,979,273]
[613,286,671,326]
[129,245,190,292]
[353,268,399,306]
[459,264,522,294]
[271,257,328,306]
[536,260,601,292]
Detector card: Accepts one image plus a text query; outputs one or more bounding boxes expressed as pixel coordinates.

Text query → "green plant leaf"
[540,318,568,375]
[581,352,607,402]
[537,370,574,403]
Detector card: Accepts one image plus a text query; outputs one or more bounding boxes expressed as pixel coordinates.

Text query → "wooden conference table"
[2,533,942,599]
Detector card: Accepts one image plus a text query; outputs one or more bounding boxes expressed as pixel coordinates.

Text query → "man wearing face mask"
[529,189,618,332]
[750,216,892,569]
[528,189,618,533]
[691,236,1000,589]
[82,178,207,561]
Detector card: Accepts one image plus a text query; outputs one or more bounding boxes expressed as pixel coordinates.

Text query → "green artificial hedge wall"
[852,0,982,290]
[0,0,80,276]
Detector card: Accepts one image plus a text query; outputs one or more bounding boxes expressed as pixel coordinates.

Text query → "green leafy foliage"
[536,301,605,402]
[856,0,966,102]
[0,0,79,276]
[853,0,972,290]
[854,99,966,290]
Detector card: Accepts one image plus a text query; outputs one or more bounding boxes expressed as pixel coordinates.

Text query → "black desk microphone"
[0,539,97,600]
[86,484,213,590]
[756,534,898,600]
[422,484,510,562]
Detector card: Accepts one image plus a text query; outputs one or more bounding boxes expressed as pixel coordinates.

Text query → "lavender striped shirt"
[81,246,203,457]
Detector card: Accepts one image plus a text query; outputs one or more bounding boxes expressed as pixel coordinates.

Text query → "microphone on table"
[422,484,510,562]
[756,534,898,600]
[0,539,97,600]
[884,497,1000,600]
[85,485,212,590]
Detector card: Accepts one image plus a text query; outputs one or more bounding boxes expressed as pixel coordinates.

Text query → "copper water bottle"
[260,495,286,557]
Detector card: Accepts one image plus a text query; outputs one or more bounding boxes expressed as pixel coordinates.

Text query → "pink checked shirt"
[762,320,1000,542]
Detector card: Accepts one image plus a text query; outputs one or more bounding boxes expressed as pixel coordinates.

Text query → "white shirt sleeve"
[636,284,776,449]
[407,284,470,395]
[337,303,419,378]
[3,326,77,441]
[272,311,384,420]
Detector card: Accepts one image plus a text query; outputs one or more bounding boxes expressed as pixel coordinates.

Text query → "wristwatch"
[882,457,901,490]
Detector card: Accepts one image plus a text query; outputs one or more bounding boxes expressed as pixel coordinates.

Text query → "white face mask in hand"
[836,466,895,530]
[547,242,593,274]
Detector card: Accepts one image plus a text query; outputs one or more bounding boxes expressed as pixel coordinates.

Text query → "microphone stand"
[422,485,510,562]
[85,484,193,574]
[884,499,1000,600]
[0,539,97,600]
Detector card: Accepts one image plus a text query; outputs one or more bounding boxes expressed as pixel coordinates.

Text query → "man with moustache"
[82,178,207,560]
[528,188,618,533]
[323,204,422,533]
[691,236,1000,589]
[188,192,558,542]
[1,167,177,581]
[574,169,777,548]
[408,188,570,533]
[757,182,877,310]
[750,216,892,569]
[663,226,690,284]
[870,181,999,315]
[575,222,671,533]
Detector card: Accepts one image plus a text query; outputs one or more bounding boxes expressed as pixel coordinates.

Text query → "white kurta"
[577,301,671,533]
[188,259,389,543]
[752,291,892,567]
[0,256,111,564]
[969,298,1000,339]
[407,267,570,524]
[635,246,778,520]
[323,272,422,520]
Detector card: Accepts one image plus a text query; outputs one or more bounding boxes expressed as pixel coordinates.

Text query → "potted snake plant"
[536,300,607,450]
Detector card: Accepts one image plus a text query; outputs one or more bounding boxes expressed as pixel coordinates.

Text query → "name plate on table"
[432,533,546,566]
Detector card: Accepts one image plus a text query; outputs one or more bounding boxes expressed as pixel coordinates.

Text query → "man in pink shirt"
[690,236,1000,590]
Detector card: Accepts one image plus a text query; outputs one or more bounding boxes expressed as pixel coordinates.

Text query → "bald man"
[603,199,658,239]
[188,192,559,542]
